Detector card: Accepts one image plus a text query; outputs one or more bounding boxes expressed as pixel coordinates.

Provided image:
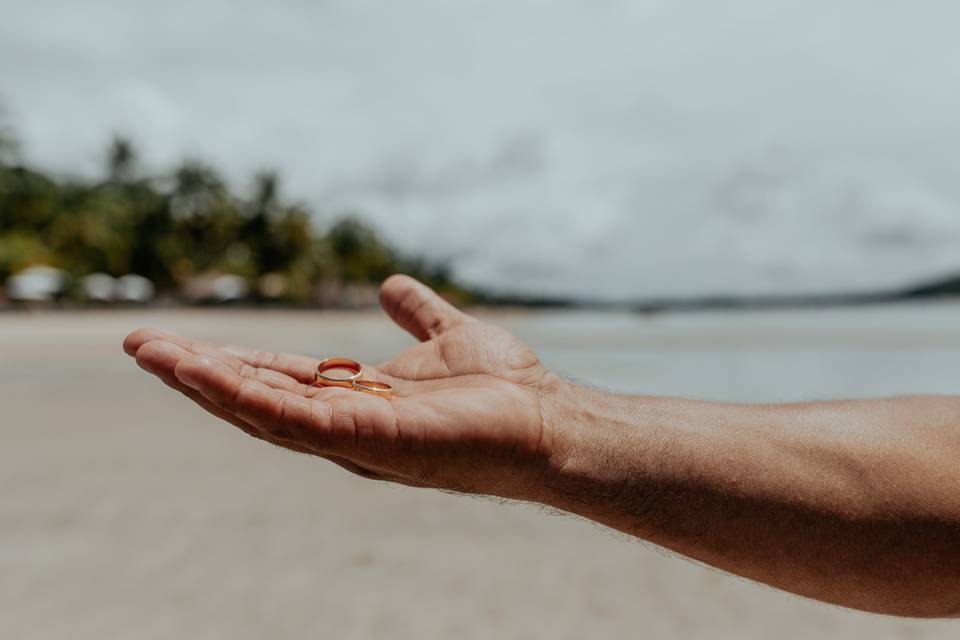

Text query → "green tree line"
[0,129,469,305]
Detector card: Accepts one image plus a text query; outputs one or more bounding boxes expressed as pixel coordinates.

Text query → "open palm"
[124,275,560,500]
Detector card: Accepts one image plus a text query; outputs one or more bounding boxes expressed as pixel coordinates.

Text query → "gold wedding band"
[315,357,363,388]
[315,357,394,400]
[352,379,393,399]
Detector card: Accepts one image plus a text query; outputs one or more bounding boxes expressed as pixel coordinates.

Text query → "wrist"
[536,376,647,513]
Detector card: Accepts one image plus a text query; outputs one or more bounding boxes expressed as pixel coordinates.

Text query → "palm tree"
[106,136,137,184]
[0,108,18,166]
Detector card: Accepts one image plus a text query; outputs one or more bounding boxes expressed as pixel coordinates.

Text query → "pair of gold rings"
[314,357,393,399]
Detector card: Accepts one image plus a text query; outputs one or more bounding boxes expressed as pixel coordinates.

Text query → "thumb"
[379,274,473,342]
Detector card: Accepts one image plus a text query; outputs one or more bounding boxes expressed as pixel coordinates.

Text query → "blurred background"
[3,1,960,638]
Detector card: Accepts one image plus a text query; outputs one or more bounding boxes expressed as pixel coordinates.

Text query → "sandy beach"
[3,305,960,639]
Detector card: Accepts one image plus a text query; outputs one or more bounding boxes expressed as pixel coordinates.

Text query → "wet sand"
[3,306,959,639]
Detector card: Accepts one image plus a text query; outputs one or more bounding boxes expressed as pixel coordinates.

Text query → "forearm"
[540,380,960,617]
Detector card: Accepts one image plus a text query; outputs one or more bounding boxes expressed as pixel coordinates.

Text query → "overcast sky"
[3,0,960,298]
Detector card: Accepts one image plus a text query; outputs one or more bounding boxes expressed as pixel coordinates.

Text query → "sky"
[3,0,960,299]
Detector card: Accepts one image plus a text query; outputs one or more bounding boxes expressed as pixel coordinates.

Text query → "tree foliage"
[0,130,469,304]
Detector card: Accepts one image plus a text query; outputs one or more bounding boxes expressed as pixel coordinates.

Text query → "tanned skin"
[123,274,960,618]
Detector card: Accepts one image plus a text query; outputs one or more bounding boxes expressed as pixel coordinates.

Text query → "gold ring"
[352,379,393,399]
[315,357,363,388]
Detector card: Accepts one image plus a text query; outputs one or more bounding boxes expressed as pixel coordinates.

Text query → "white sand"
[2,307,959,639]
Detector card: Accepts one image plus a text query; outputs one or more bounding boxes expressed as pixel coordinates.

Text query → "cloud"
[3,0,960,297]
[321,134,544,202]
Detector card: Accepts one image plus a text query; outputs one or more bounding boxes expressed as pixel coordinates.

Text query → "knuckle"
[254,350,276,369]
[274,393,289,424]
[231,377,251,407]
[331,407,356,431]
[308,400,334,440]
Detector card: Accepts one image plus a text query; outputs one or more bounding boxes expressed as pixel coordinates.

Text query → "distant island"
[477,272,960,314]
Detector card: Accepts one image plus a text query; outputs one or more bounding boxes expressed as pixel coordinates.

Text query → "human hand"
[123,275,567,501]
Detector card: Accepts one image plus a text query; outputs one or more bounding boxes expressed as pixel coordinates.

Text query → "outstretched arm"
[123,274,960,618]
[541,385,960,618]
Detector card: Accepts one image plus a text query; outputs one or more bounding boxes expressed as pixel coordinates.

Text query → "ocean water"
[511,302,960,402]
